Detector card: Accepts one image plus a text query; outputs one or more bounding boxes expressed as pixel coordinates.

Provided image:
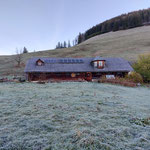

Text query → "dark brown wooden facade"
[27,72,127,82]
[27,72,93,82]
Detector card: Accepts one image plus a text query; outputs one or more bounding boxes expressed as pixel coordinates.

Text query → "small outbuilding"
[24,57,133,81]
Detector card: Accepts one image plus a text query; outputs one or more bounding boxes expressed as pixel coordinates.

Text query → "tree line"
[55,39,79,49]
[77,8,150,44]
[56,41,71,49]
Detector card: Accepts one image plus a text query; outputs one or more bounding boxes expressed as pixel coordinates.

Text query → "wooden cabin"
[24,57,133,81]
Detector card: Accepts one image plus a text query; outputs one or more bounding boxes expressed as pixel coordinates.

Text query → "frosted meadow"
[0,82,150,150]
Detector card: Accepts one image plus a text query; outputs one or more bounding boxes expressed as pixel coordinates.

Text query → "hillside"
[78,8,150,43]
[0,26,150,76]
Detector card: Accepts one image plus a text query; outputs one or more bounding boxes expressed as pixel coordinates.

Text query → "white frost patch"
[0,82,150,149]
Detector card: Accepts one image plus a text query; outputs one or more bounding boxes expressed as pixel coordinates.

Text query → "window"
[94,61,98,67]
[36,59,44,66]
[37,61,43,66]
[99,61,103,67]
[106,75,115,79]
[93,60,105,68]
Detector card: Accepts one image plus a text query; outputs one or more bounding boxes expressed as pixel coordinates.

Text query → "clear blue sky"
[0,0,150,55]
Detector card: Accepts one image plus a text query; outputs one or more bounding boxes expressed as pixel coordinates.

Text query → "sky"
[0,0,150,55]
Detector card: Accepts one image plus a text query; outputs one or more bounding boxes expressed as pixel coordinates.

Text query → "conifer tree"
[78,33,82,44]
[60,43,63,48]
[64,41,67,48]
[23,47,28,53]
[68,40,71,47]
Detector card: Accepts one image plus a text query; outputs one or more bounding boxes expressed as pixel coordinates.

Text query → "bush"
[98,76,137,87]
[133,54,150,83]
[126,72,143,83]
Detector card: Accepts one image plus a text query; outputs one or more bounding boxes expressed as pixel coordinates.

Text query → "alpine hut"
[24,57,133,81]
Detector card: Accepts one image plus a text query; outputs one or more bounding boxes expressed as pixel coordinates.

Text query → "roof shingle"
[24,57,134,73]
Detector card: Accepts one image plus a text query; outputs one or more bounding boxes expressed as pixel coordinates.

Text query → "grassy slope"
[0,26,150,76]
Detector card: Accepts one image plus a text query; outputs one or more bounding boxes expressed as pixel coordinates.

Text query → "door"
[85,72,92,81]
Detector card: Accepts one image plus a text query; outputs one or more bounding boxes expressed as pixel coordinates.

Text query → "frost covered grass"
[0,82,150,150]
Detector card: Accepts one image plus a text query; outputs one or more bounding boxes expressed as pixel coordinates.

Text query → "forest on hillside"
[56,8,150,49]
[77,8,150,43]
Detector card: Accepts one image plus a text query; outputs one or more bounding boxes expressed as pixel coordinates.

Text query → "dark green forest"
[77,8,150,44]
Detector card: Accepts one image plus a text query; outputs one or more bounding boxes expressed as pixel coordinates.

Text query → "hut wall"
[28,71,128,82]
[28,72,87,81]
